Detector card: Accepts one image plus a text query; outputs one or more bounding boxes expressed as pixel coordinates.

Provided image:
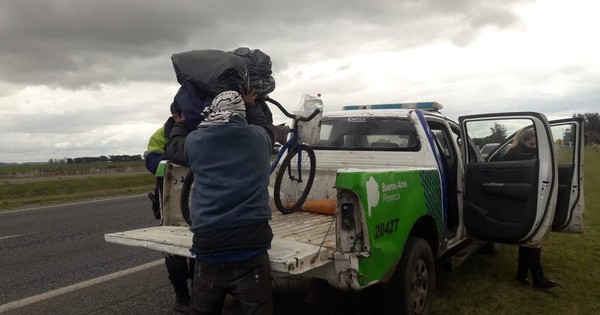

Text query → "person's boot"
[165,256,192,312]
[173,294,190,313]
[529,247,559,289]
[532,270,559,288]
[531,265,559,288]
[515,246,530,285]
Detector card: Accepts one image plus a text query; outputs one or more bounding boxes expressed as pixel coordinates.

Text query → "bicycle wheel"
[274,144,316,214]
[179,170,193,226]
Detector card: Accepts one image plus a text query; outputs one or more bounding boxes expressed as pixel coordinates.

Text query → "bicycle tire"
[274,144,316,214]
[180,170,193,226]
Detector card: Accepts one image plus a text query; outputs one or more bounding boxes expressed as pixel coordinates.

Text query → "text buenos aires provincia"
[381,180,408,202]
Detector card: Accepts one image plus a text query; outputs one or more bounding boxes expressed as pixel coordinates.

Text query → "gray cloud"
[6,0,596,164]
[0,0,529,88]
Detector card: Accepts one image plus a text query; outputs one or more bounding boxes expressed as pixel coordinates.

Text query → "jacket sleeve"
[165,121,189,167]
[144,126,167,173]
[246,103,275,147]
[146,126,166,155]
[145,152,165,174]
[255,99,273,123]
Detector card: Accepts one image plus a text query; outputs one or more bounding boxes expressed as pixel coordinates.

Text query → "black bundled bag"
[229,47,276,96]
[171,49,249,97]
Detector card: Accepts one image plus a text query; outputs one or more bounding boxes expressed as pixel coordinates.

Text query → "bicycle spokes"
[284,149,304,183]
[274,144,316,214]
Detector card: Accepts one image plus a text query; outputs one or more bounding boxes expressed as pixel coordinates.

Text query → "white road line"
[0,194,145,215]
[0,233,36,241]
[0,259,163,313]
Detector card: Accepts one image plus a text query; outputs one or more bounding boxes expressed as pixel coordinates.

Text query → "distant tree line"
[472,112,599,147]
[574,112,600,145]
[48,154,142,164]
[472,122,508,147]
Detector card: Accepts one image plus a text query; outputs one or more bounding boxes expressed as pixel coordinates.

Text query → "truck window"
[464,119,537,163]
[316,117,420,151]
[551,123,575,165]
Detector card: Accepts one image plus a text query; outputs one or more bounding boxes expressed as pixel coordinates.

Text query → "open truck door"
[459,113,557,246]
[480,117,585,234]
[548,117,585,233]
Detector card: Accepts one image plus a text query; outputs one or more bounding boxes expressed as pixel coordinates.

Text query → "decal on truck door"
[365,176,411,217]
[365,176,380,217]
[336,169,444,286]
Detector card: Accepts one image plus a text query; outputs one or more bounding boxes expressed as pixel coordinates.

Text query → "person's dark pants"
[165,255,195,300]
[190,251,273,315]
[518,246,547,280]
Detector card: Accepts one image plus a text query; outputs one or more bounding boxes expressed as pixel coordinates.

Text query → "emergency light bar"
[342,102,443,111]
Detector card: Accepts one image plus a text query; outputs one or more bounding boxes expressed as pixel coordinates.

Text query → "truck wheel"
[383,237,435,315]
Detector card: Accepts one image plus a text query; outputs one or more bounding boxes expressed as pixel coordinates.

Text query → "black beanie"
[170,101,181,115]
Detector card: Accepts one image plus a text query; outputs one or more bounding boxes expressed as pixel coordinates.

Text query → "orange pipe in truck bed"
[301,198,336,215]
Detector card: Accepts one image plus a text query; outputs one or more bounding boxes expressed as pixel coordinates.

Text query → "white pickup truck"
[105,101,585,314]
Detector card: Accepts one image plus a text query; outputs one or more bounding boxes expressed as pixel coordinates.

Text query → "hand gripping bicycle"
[179,97,322,224]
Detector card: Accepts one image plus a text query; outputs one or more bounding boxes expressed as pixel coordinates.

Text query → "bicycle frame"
[270,120,305,181]
[266,99,321,214]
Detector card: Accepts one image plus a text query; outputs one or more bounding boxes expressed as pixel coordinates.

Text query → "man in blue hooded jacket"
[185,90,275,315]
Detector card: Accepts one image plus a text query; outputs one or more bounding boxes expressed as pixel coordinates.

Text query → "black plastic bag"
[171,49,249,97]
[229,47,276,96]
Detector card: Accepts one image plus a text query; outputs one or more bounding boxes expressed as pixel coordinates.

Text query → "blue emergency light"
[342,102,443,111]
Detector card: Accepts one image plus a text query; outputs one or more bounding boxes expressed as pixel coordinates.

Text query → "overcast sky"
[1,0,598,163]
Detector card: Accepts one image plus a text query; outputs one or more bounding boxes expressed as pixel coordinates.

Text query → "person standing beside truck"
[144,101,196,313]
[503,128,559,289]
[185,90,275,315]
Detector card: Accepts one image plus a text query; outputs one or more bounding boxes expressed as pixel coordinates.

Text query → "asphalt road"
[0,195,374,314]
[0,196,165,311]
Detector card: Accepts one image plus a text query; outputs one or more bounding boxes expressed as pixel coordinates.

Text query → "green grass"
[0,161,146,178]
[432,147,600,315]
[0,173,154,209]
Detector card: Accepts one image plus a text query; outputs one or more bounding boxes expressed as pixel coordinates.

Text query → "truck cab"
[105,101,585,315]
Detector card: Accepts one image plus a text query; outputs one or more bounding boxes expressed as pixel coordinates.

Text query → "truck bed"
[105,210,336,275]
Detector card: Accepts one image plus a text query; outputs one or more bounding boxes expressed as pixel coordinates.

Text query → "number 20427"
[374,218,399,239]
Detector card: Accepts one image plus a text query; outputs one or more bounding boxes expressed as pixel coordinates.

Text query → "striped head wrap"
[199,91,246,127]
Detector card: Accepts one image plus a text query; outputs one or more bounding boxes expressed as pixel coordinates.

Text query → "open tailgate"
[105,211,336,275]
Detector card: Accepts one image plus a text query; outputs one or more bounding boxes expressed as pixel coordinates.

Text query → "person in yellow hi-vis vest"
[144,101,195,313]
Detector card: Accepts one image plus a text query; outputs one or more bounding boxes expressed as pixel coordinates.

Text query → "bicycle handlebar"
[264,97,321,122]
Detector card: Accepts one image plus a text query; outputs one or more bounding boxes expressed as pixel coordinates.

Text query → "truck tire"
[383,237,435,315]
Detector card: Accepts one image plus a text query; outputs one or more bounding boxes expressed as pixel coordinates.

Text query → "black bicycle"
[179,97,321,224]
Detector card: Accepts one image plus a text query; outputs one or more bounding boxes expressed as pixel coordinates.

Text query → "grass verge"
[432,147,600,315]
[0,173,154,209]
[0,161,146,178]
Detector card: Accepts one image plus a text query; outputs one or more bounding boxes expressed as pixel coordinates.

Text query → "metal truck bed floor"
[105,210,336,275]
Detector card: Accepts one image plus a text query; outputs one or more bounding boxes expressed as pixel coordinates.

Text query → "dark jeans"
[165,255,195,299]
[517,246,542,275]
[190,251,272,315]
